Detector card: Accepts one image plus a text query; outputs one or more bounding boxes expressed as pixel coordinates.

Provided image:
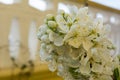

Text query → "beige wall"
[0,0,55,68]
[0,0,61,79]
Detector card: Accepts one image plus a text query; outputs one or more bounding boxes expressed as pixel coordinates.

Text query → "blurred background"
[0,0,120,80]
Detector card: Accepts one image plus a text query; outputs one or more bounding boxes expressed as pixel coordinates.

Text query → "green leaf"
[69,67,89,80]
[114,68,119,80]
[117,76,120,80]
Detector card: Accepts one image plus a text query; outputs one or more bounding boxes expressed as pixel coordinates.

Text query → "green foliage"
[69,67,89,80]
[114,68,120,80]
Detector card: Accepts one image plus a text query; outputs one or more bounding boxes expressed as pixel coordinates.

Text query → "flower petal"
[56,15,69,33]
[79,62,91,75]
[83,39,93,51]
[91,62,103,73]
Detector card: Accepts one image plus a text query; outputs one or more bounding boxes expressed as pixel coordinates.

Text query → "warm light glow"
[0,0,14,4]
[58,3,70,13]
[96,13,103,19]
[92,0,120,10]
[29,0,47,11]
[110,16,116,24]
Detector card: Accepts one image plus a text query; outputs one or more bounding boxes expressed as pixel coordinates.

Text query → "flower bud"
[46,14,54,21]
[48,21,57,28]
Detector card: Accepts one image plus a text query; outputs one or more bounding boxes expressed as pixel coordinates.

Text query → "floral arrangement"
[37,6,120,80]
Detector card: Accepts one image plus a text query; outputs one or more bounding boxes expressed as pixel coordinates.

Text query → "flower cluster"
[37,7,120,80]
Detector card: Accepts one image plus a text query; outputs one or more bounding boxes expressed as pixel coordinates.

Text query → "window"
[29,0,53,11]
[92,0,120,10]
[0,0,14,4]
[58,3,70,13]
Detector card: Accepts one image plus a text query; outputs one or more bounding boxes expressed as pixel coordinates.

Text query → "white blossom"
[37,6,120,80]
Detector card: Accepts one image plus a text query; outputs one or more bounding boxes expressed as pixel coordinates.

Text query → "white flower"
[48,21,57,29]
[46,44,54,53]
[45,14,54,21]
[48,59,57,72]
[38,6,118,80]
[92,52,101,63]
[57,64,65,76]
[39,43,48,61]
[64,55,80,68]
[91,62,103,73]
[49,31,64,46]
[76,7,92,25]
[68,5,78,16]
[69,47,81,60]
[49,31,55,41]
[102,66,113,75]
[78,7,88,17]
[37,24,48,38]
[55,45,72,55]
[82,38,93,51]
[79,62,91,75]
[66,37,82,48]
[56,14,69,33]
[64,24,93,50]
[80,53,91,66]
[99,75,113,80]
[92,18,111,38]
[64,25,82,48]
[41,34,49,43]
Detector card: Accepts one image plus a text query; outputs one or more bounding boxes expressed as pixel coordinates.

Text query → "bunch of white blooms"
[37,6,120,80]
